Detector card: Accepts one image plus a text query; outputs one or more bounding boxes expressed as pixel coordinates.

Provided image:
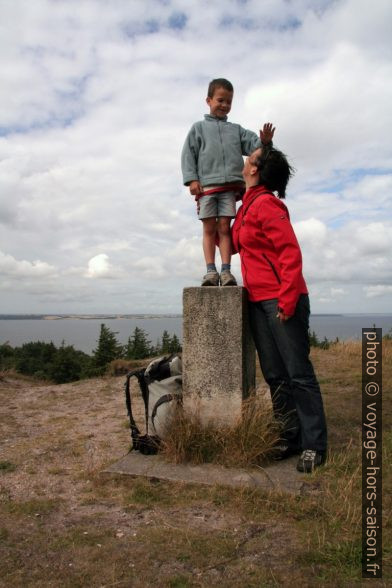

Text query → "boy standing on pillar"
[181,77,274,286]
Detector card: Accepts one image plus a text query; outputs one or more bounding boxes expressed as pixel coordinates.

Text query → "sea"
[0,314,391,354]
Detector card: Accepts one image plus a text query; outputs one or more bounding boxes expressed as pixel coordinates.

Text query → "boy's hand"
[260,122,275,145]
[189,180,203,196]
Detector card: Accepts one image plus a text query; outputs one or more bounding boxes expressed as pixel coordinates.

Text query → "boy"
[181,78,274,286]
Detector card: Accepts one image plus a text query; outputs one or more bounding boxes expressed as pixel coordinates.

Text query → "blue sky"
[0,0,391,314]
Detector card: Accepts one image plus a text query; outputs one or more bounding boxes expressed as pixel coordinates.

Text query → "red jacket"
[231,185,308,317]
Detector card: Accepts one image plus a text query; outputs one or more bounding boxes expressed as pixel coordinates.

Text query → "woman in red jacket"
[232,146,327,473]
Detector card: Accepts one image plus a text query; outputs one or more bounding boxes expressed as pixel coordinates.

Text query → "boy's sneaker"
[296,449,326,473]
[220,270,237,286]
[201,271,219,286]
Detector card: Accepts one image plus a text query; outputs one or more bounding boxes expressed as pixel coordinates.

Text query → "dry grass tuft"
[161,395,281,468]
[330,336,392,360]
[331,340,362,357]
[0,368,23,382]
[106,358,148,376]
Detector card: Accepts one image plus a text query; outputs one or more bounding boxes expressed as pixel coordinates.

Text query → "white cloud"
[245,42,392,178]
[353,222,392,255]
[330,288,345,297]
[0,250,56,278]
[296,220,392,287]
[86,253,117,278]
[0,0,391,313]
[294,218,327,245]
[364,285,392,299]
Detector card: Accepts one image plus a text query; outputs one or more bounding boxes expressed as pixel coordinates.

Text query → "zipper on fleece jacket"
[262,253,281,284]
[217,120,227,178]
[237,228,249,289]
[241,251,249,288]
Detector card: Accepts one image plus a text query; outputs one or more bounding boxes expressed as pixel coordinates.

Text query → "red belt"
[195,184,245,202]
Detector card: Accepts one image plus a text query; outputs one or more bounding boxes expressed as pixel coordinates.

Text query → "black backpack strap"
[124,368,162,455]
[138,370,150,435]
[124,369,146,448]
[150,394,174,433]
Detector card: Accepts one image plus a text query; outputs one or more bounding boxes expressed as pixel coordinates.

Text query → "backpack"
[124,355,183,455]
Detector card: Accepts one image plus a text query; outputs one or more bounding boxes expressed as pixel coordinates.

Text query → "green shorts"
[198,191,237,220]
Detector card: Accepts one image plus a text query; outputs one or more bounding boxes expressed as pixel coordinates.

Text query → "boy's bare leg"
[217,216,237,285]
[217,216,231,264]
[202,217,218,265]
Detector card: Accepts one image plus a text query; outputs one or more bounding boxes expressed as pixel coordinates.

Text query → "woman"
[231,146,327,473]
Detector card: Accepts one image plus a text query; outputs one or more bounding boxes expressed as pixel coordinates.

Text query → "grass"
[0,339,390,586]
[2,497,62,517]
[161,394,281,467]
[0,461,16,473]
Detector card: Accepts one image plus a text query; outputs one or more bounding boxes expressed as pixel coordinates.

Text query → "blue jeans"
[248,294,327,452]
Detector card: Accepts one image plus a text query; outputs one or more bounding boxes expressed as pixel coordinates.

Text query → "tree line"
[0,324,181,384]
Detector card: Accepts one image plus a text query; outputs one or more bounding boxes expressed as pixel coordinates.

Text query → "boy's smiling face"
[206,87,233,118]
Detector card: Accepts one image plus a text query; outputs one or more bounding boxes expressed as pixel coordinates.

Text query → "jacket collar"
[204,114,228,122]
[242,185,270,205]
[242,185,288,211]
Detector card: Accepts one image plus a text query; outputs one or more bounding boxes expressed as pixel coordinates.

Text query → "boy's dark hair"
[207,78,234,97]
[256,147,294,199]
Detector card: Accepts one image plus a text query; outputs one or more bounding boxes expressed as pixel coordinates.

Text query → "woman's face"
[242,147,262,181]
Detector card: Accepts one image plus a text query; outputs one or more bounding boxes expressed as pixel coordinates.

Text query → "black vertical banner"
[362,328,382,578]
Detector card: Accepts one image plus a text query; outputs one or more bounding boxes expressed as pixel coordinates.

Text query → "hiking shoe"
[272,444,301,461]
[296,449,326,473]
[220,270,237,286]
[201,271,219,286]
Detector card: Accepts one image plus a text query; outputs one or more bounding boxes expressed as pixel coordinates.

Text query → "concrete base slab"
[105,452,307,495]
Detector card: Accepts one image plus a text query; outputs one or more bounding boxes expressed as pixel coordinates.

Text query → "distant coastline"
[2,313,391,321]
[1,313,391,353]
[0,314,183,320]
[2,312,392,321]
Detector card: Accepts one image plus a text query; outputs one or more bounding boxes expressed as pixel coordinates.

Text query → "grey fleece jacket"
[181,114,261,187]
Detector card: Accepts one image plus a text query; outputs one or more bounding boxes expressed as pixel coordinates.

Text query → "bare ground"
[0,373,304,587]
[0,342,390,587]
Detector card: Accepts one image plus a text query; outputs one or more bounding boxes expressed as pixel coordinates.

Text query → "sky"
[0,0,391,314]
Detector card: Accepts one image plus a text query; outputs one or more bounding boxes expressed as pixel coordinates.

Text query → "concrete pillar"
[182,287,255,425]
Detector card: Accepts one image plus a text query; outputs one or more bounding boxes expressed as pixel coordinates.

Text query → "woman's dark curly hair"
[255,147,294,199]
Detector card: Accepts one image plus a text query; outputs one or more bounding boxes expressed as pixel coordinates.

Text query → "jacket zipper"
[242,253,248,287]
[262,253,281,284]
[217,121,227,177]
[237,230,248,286]
[237,191,276,290]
